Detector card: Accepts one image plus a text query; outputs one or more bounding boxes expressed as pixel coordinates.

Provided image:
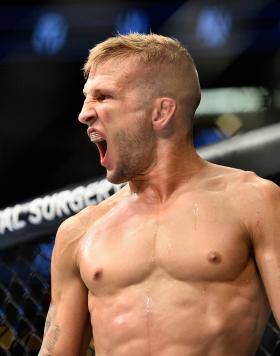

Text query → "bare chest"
[79,196,250,294]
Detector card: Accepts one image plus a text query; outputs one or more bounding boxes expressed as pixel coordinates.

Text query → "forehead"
[89,57,124,78]
[84,56,146,92]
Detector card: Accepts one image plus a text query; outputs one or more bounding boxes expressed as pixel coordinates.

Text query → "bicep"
[40,223,91,355]
[252,182,280,325]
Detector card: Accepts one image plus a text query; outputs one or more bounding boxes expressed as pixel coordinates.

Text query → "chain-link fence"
[0,235,53,355]
[0,235,95,355]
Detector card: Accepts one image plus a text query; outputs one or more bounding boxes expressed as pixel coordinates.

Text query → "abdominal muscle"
[88,271,270,356]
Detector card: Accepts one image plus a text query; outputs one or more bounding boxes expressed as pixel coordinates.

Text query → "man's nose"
[78,101,97,125]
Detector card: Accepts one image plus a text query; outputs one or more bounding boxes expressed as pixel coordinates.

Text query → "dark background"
[1,0,280,208]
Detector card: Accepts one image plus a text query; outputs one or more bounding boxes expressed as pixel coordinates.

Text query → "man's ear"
[152,97,176,131]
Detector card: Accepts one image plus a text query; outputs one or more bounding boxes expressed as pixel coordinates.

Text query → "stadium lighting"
[196,6,232,47]
[197,87,268,115]
[32,12,68,55]
[115,9,150,34]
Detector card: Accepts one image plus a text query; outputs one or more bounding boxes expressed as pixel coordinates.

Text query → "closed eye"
[82,88,112,101]
[97,93,112,102]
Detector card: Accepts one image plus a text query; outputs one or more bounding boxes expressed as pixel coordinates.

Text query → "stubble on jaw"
[107,118,155,184]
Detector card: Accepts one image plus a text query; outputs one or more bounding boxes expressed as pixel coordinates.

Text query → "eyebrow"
[83,86,115,97]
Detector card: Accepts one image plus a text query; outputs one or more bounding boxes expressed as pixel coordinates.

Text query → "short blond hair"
[83,33,201,120]
[83,33,194,77]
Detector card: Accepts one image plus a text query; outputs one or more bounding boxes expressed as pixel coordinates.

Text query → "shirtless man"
[39,33,280,356]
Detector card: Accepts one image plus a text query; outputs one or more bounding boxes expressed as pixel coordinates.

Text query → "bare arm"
[250,179,280,326]
[39,215,92,355]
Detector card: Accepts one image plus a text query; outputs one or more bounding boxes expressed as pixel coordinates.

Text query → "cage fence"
[0,234,95,355]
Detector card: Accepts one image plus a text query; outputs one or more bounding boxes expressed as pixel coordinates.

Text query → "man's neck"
[128,143,207,203]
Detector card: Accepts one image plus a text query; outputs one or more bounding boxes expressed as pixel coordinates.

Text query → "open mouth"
[96,140,107,161]
[89,132,108,162]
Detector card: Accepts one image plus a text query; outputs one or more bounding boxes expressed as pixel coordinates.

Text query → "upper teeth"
[90,132,104,143]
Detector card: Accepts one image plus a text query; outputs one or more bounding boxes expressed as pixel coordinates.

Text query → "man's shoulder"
[55,184,130,245]
[226,167,279,199]
[209,164,280,208]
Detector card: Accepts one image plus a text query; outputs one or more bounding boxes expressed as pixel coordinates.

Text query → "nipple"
[93,269,103,280]
[207,251,222,264]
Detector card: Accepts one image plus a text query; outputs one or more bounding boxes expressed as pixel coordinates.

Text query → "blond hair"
[83,33,194,77]
[83,33,201,120]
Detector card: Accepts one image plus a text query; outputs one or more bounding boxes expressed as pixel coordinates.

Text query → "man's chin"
[106,168,131,185]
